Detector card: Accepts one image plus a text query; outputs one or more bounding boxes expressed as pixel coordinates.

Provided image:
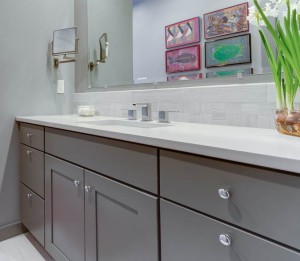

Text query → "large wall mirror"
[85,0,273,89]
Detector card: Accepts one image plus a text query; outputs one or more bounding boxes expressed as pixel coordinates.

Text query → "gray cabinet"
[20,123,44,151]
[20,123,45,245]
[45,127,158,194]
[85,170,159,261]
[20,184,44,246]
[160,149,300,249]
[20,144,44,198]
[161,199,300,261]
[45,155,85,261]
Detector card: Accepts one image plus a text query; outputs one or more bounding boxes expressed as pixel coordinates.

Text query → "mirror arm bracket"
[52,37,79,69]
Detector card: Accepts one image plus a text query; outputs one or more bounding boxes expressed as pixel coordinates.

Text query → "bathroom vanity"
[17,115,300,261]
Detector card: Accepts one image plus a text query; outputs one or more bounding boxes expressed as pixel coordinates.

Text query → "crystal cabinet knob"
[218,188,231,199]
[26,133,32,139]
[85,186,91,192]
[219,234,232,246]
[26,150,32,157]
[74,180,80,187]
[27,193,33,199]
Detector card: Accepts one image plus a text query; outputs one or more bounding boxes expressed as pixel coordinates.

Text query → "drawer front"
[20,123,44,151]
[21,145,44,198]
[21,184,45,247]
[161,200,300,261]
[160,150,300,249]
[45,127,158,194]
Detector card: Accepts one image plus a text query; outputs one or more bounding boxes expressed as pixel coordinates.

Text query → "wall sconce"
[89,33,109,71]
[52,27,79,69]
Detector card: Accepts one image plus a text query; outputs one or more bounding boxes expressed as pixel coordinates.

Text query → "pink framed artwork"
[166,45,201,73]
[204,3,249,39]
[167,73,203,81]
[165,17,200,49]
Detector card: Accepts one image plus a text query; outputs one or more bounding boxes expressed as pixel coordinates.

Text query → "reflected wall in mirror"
[86,0,273,88]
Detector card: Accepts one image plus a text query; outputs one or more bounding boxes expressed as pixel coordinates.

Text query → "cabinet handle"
[218,188,231,200]
[26,150,32,157]
[27,193,33,199]
[85,186,91,192]
[74,180,80,187]
[26,133,32,139]
[219,234,232,246]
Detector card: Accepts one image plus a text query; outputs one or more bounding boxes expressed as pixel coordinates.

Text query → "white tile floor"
[0,234,49,261]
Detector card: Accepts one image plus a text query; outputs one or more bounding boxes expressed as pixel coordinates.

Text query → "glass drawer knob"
[219,234,232,246]
[218,188,231,199]
[74,180,80,187]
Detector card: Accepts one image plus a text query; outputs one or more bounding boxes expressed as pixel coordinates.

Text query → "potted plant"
[248,0,300,136]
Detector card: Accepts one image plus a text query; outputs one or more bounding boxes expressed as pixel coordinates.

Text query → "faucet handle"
[158,110,177,123]
[128,109,137,120]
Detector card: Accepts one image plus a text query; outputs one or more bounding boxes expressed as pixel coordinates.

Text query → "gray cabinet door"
[45,155,85,261]
[161,199,300,261]
[85,170,159,261]
[20,184,44,246]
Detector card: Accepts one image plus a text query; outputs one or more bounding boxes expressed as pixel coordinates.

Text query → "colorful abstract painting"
[206,68,253,78]
[205,34,251,68]
[204,3,249,39]
[166,45,201,73]
[165,17,200,49]
[167,73,203,81]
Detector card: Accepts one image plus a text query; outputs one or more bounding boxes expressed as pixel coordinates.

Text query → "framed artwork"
[204,2,249,39]
[206,68,253,78]
[205,34,251,68]
[165,17,200,49]
[167,73,203,81]
[166,45,201,73]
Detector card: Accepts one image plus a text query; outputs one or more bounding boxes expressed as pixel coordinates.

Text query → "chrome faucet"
[133,103,152,121]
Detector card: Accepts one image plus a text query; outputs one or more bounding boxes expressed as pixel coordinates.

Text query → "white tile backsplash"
[74,82,277,129]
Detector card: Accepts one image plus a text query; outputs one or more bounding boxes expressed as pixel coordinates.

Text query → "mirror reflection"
[53,27,77,55]
[87,0,273,88]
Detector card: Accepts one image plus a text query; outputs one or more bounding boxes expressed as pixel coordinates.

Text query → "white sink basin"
[80,119,172,128]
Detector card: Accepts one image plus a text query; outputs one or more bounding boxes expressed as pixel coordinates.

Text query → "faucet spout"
[133,103,152,121]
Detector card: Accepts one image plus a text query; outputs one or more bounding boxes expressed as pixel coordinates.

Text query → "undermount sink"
[79,119,172,128]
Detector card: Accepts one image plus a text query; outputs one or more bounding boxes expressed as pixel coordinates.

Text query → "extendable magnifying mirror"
[89,33,109,71]
[52,27,79,69]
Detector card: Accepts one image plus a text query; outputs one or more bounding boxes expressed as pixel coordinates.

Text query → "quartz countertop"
[16,115,300,174]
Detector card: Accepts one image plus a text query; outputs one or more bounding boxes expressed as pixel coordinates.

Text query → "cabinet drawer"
[161,200,300,261]
[45,127,158,193]
[20,123,44,151]
[160,150,300,249]
[21,184,44,247]
[21,145,44,198]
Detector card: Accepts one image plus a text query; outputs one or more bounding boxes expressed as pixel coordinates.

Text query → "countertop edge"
[16,116,300,174]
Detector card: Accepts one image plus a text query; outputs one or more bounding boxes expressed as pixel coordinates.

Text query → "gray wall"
[88,0,133,88]
[0,0,74,229]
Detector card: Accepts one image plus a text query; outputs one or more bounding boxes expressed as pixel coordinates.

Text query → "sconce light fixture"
[52,27,79,69]
[89,33,109,71]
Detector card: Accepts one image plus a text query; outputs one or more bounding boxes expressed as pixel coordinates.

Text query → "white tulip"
[265,2,279,17]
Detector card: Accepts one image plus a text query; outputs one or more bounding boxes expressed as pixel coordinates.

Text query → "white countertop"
[16,115,300,174]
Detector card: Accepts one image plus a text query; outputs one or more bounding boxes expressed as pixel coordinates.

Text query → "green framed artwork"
[205,34,251,68]
[206,68,253,78]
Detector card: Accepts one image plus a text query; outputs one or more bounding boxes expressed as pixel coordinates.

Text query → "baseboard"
[0,221,27,242]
